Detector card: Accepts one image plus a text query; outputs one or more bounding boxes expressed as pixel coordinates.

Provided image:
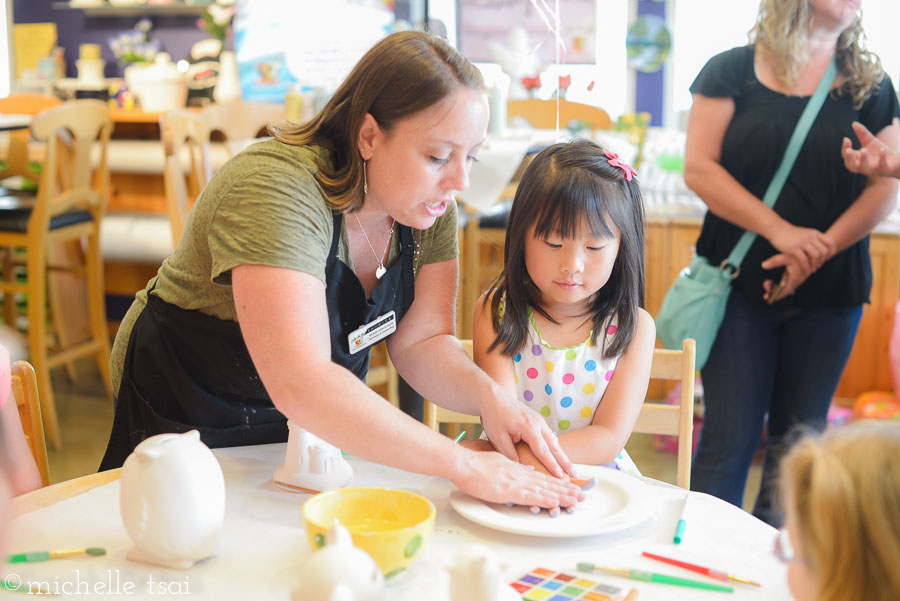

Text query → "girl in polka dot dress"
[472,139,655,476]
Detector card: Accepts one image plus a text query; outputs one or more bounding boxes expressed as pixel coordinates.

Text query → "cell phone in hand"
[766,272,788,305]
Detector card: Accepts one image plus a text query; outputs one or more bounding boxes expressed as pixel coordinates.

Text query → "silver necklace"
[353,213,394,279]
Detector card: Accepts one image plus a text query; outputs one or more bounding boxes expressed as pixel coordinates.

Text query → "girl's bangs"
[532,172,616,240]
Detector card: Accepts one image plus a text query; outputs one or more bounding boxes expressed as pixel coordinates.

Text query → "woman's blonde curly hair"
[749,0,884,108]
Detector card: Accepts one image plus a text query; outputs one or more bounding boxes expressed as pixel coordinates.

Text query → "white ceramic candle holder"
[274,421,353,493]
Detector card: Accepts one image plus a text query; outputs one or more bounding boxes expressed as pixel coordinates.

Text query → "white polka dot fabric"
[514,309,620,434]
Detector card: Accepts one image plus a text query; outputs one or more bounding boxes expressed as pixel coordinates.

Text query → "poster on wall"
[458,0,595,64]
[233,0,394,103]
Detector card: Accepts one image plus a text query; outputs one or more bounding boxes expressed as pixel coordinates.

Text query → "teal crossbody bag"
[656,60,837,369]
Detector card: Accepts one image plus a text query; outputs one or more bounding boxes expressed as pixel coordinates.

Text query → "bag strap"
[724,59,838,271]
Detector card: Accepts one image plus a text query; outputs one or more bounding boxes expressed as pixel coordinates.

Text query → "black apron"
[99,213,415,470]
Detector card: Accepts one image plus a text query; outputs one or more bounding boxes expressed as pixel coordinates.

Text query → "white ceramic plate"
[450,465,658,538]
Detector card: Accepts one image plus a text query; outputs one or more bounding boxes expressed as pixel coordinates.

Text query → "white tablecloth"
[6,444,790,600]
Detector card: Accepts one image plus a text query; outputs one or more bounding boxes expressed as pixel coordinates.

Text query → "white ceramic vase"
[120,430,225,569]
[214,50,241,104]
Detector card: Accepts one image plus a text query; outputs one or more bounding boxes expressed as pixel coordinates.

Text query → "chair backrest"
[199,100,285,156]
[423,339,482,430]
[159,108,213,244]
[30,99,112,228]
[507,98,613,131]
[423,338,696,489]
[632,338,696,489]
[0,93,63,183]
[13,360,50,487]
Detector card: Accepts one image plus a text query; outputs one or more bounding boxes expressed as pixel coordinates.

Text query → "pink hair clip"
[603,149,637,181]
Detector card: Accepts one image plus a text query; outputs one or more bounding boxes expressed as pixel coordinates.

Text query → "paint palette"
[510,568,624,601]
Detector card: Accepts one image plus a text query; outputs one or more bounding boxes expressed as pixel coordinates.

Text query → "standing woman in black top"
[683,0,899,526]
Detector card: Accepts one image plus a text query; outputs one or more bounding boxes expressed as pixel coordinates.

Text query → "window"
[668,0,900,130]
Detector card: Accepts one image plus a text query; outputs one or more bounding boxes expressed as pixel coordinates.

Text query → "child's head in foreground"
[778,420,900,601]
[488,138,645,358]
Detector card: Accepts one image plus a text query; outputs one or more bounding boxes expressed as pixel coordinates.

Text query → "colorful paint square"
[541,580,564,590]
[513,569,623,601]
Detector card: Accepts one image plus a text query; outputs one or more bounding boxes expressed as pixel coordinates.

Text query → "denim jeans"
[691,290,862,526]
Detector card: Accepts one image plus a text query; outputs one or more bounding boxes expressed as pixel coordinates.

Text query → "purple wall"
[635,0,665,127]
[13,0,208,78]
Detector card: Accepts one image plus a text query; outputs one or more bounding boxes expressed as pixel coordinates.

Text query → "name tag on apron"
[348,310,396,355]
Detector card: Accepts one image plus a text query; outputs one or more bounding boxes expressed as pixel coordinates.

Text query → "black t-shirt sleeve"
[858,75,900,135]
[689,46,752,98]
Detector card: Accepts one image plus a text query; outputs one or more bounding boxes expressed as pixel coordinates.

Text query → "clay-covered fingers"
[453,450,582,509]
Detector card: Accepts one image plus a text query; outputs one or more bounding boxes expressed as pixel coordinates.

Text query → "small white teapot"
[120,430,225,570]
[293,520,384,601]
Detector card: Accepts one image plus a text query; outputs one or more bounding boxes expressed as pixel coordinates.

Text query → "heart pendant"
[375,265,386,280]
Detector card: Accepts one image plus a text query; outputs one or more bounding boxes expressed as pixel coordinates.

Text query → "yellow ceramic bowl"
[302,487,435,578]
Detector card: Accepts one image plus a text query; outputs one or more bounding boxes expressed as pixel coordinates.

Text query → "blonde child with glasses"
[777,420,900,601]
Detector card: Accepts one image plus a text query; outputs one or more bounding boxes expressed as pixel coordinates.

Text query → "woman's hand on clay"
[478,390,575,479]
[451,448,583,509]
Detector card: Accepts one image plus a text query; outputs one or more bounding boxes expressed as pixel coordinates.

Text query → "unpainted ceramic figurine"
[447,544,520,601]
[120,430,225,570]
[293,520,384,601]
[274,420,353,493]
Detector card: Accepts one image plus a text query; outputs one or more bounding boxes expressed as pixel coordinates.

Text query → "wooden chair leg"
[86,232,112,398]
[26,252,61,449]
[463,218,481,339]
[48,240,90,383]
[3,249,16,328]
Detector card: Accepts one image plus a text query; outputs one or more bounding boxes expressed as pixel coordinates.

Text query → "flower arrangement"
[108,18,161,66]
[198,0,236,48]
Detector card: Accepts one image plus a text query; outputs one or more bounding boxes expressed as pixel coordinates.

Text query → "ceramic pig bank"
[293,520,384,601]
[120,430,225,569]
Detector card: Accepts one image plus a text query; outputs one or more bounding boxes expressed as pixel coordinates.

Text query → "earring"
[362,159,368,195]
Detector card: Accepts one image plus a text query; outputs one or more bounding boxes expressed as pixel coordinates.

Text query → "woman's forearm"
[826,178,899,253]
[390,332,502,416]
[685,158,785,241]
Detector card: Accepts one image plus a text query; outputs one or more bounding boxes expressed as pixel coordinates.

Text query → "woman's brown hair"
[269,31,484,211]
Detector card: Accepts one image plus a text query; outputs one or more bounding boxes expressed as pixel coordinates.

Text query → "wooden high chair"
[423,338,696,489]
[13,360,49,486]
[159,108,214,245]
[199,100,285,155]
[0,99,113,449]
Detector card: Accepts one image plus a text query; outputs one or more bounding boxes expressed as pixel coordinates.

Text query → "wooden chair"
[507,98,613,132]
[0,99,114,449]
[159,101,285,246]
[633,338,696,489]
[159,108,213,245]
[199,100,285,156]
[12,360,49,486]
[423,338,696,489]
